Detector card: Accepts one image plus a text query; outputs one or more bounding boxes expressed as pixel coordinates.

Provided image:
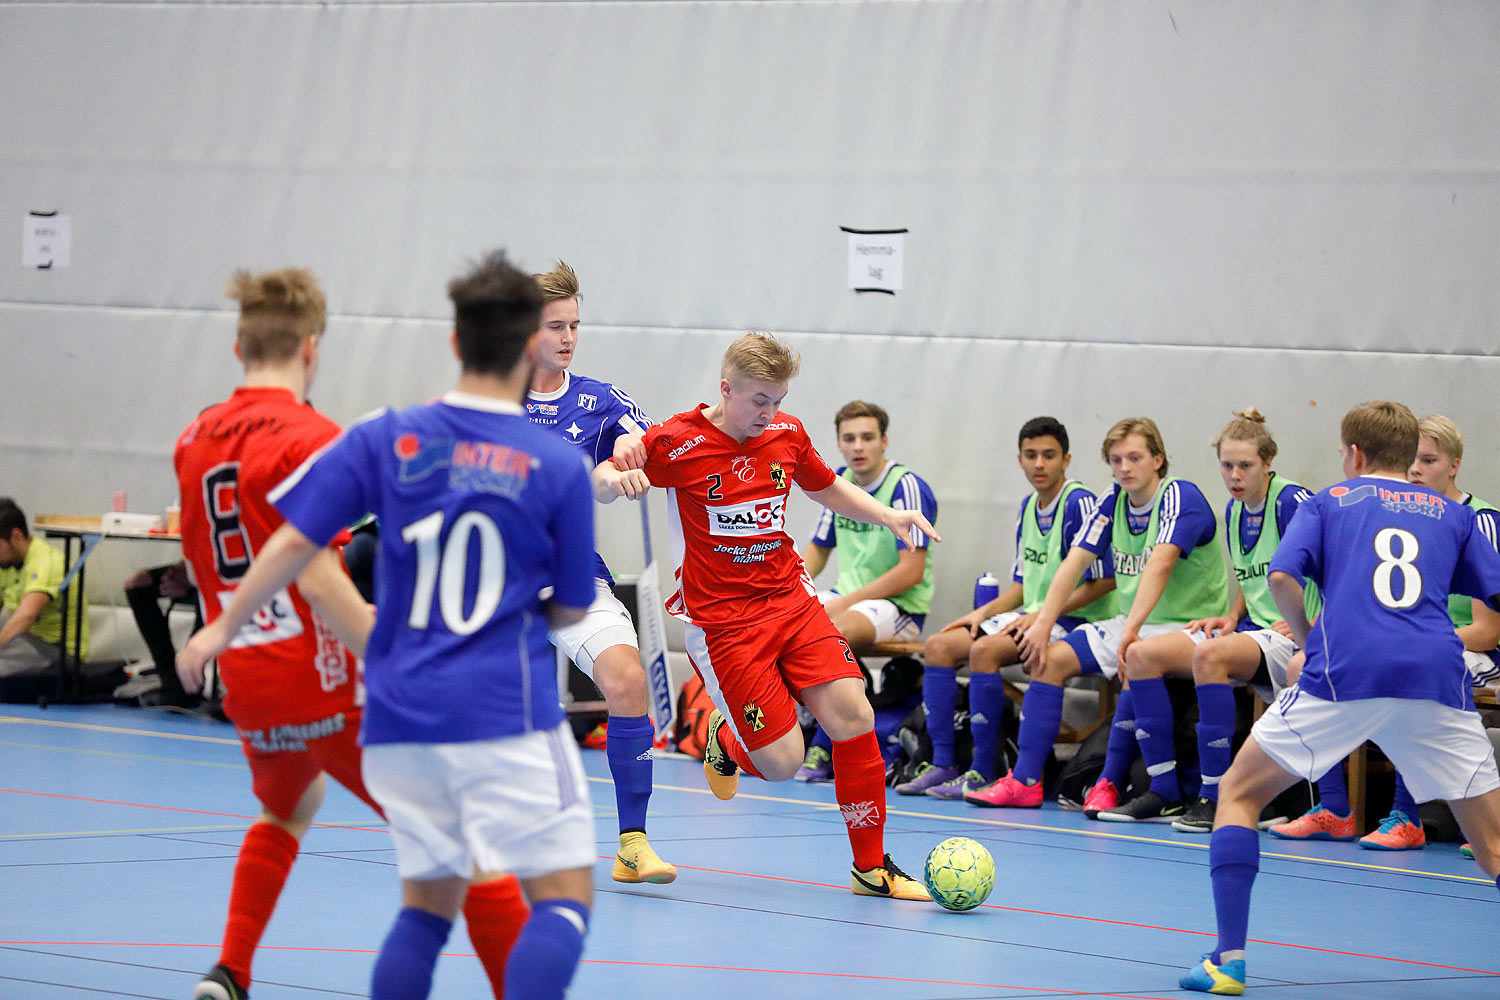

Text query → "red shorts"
[237,710,382,821]
[682,598,860,751]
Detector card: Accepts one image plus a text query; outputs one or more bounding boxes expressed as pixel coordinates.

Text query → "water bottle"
[973,571,1000,610]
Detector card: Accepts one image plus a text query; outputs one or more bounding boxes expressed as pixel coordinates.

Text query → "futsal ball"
[923,836,995,911]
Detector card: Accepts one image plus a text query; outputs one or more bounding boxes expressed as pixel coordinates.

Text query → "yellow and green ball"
[923,836,995,911]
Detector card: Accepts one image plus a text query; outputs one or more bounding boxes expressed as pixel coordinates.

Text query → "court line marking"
[3,723,1490,885]
[644,780,1499,886]
[0,740,243,769]
[2,718,1489,884]
[588,857,1500,977]
[0,715,241,745]
[0,942,1179,998]
[0,785,1491,978]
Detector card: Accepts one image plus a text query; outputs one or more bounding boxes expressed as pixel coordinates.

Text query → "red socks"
[462,875,530,997]
[219,822,300,987]
[831,731,887,871]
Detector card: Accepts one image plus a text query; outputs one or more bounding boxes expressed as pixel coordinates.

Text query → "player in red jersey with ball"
[595,332,939,900]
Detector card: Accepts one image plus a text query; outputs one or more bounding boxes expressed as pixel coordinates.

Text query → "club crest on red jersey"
[769,461,787,490]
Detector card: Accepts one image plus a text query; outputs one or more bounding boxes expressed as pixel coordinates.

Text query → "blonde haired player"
[599,332,940,900]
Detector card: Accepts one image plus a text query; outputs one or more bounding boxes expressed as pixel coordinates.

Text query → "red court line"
[0,942,1174,998]
[645,860,1500,977]
[0,788,386,834]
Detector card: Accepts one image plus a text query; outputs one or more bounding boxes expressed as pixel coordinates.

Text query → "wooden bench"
[864,640,1118,744]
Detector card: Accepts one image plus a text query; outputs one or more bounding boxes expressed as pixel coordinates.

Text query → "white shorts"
[816,591,922,643]
[1464,649,1500,687]
[978,609,1068,644]
[1064,615,1193,680]
[1186,626,1298,702]
[550,577,639,677]
[362,724,595,881]
[1254,689,1500,804]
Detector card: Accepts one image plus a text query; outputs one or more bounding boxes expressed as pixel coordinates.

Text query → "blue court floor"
[1,703,1495,999]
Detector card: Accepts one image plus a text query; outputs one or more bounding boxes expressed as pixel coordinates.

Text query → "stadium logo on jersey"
[1114,549,1149,576]
[764,421,797,432]
[668,434,706,460]
[707,496,786,535]
[576,394,597,411]
[395,434,454,483]
[769,461,787,490]
[1331,483,1445,517]
[741,702,766,732]
[733,456,756,482]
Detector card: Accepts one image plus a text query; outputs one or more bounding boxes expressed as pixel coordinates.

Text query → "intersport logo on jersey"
[707,496,786,536]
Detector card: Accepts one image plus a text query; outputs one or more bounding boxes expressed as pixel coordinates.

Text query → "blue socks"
[1391,772,1420,826]
[1316,762,1350,816]
[923,667,960,769]
[1195,683,1236,803]
[1100,687,1137,788]
[1131,678,1182,801]
[606,714,655,834]
[371,907,452,1000]
[1012,681,1064,785]
[504,899,590,999]
[810,724,833,752]
[1209,824,1260,965]
[968,672,1005,781]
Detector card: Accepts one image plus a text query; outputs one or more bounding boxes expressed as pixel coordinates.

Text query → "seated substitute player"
[180,250,598,1000]
[1269,413,1500,850]
[526,260,673,884]
[1181,400,1500,996]
[967,417,1229,814]
[896,416,1114,799]
[1084,410,1313,828]
[796,400,938,783]
[596,332,940,901]
[175,267,526,1000]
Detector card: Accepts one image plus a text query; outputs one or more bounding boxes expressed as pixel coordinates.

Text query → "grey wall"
[4,0,1499,619]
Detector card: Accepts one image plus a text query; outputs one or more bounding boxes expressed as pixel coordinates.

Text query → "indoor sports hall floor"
[2,704,1495,1000]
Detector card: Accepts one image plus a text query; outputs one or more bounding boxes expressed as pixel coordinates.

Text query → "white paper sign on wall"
[843,226,906,294]
[23,212,71,269]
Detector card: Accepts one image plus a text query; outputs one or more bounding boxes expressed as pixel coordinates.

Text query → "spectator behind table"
[0,497,87,677]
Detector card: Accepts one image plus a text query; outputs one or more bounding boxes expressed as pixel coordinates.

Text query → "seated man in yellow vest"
[0,497,87,677]
[796,401,937,780]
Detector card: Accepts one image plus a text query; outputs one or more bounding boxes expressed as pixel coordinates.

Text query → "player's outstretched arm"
[176,523,321,695]
[1268,570,1311,647]
[805,476,941,546]
[592,460,651,504]
[296,548,376,657]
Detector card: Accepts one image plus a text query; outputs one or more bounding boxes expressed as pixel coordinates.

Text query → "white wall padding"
[3,0,1500,620]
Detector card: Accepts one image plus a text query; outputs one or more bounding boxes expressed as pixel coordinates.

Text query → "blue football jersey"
[1271,475,1500,710]
[527,370,651,581]
[270,392,597,745]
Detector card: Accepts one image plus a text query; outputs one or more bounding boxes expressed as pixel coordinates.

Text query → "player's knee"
[1191,643,1229,684]
[924,632,965,667]
[591,646,648,710]
[1123,643,1161,680]
[969,634,1015,674]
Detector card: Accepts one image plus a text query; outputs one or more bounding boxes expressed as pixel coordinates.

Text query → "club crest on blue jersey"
[1331,483,1446,518]
[577,394,597,411]
[395,433,454,483]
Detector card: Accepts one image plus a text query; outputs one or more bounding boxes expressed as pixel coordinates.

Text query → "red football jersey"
[642,405,837,628]
[174,387,358,731]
